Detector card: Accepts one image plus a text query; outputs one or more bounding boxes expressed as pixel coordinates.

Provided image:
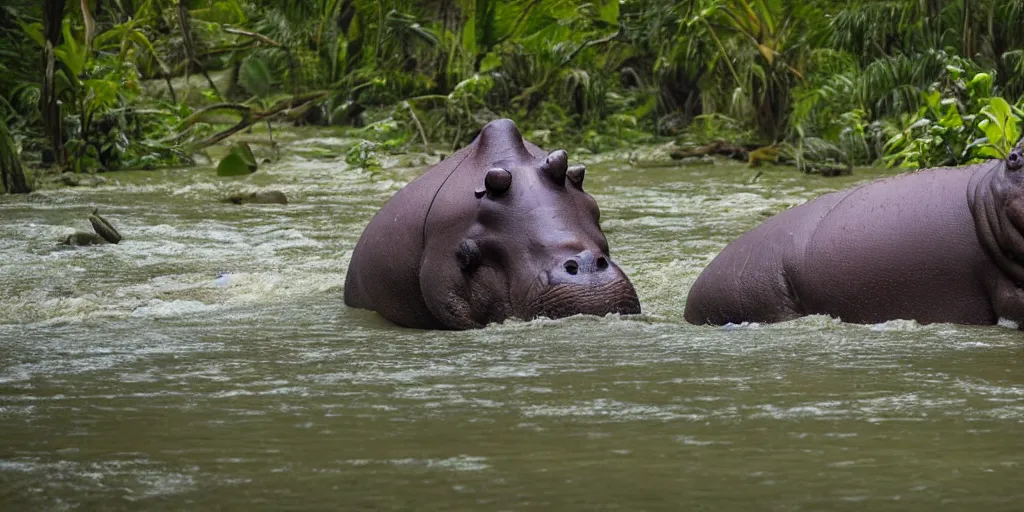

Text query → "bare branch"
[224,27,284,47]
[186,92,328,151]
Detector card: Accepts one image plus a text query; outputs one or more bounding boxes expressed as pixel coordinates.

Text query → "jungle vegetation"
[1,0,1023,192]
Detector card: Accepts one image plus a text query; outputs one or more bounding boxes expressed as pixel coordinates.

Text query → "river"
[2,129,1022,510]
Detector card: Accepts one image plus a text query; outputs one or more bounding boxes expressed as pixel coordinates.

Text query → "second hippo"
[685,141,1024,327]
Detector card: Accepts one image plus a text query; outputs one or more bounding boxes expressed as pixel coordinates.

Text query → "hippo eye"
[567,164,586,188]
[456,239,482,271]
[1009,151,1023,171]
[476,168,512,198]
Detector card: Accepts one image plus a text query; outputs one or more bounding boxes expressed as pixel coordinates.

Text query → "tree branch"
[224,27,284,47]
[182,103,254,125]
[186,92,328,151]
[561,30,621,66]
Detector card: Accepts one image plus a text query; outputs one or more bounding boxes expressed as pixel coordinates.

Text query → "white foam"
[130,299,217,318]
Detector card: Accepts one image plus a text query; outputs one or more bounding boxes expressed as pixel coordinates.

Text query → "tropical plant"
[3,0,1024,178]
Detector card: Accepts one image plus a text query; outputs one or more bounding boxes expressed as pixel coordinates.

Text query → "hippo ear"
[1008,149,1023,171]
[541,149,568,185]
[567,164,586,188]
[475,168,512,198]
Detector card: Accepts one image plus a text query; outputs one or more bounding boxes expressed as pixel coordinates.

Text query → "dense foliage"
[1,0,1023,184]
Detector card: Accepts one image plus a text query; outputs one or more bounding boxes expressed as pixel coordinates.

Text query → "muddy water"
[1,130,1023,510]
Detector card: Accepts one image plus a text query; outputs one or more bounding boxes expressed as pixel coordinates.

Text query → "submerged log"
[62,209,123,246]
[89,208,123,244]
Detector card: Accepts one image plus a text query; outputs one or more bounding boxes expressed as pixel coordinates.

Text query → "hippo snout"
[552,250,615,285]
[532,251,641,319]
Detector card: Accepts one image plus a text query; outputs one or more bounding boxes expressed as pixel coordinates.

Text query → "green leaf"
[127,31,158,59]
[967,72,993,97]
[92,23,126,50]
[82,79,120,112]
[213,0,247,23]
[344,10,362,43]
[238,57,275,98]
[630,94,657,120]
[976,146,1003,159]
[977,97,1020,157]
[461,14,477,56]
[984,97,1012,124]
[937,105,963,129]
[479,51,501,73]
[474,0,499,49]
[55,23,87,77]
[923,90,941,112]
[17,21,45,48]
[217,153,250,176]
[217,142,258,177]
[909,118,931,130]
[597,0,619,26]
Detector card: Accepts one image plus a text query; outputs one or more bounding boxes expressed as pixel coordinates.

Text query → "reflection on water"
[2,129,1023,510]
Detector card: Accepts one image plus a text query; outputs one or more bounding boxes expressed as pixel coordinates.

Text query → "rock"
[225,190,289,205]
[59,172,108,187]
[214,272,232,287]
[803,161,853,177]
[62,232,108,246]
[747,146,780,167]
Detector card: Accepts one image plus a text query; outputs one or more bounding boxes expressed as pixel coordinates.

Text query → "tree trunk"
[41,0,67,169]
[961,0,973,57]
[0,122,31,194]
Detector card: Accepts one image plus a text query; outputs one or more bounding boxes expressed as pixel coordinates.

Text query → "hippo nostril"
[564,259,579,275]
[1010,151,1023,171]
[596,256,609,270]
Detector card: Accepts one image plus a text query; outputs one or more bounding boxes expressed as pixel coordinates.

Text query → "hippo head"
[968,137,1024,284]
[997,139,1024,233]
[1008,140,1024,172]
[419,120,641,328]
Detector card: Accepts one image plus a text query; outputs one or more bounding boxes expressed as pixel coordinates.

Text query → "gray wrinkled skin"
[344,119,641,330]
[685,141,1024,327]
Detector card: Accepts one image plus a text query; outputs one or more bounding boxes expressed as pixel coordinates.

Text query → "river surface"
[2,130,1023,510]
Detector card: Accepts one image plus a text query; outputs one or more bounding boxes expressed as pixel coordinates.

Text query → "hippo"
[344,119,641,329]
[684,141,1024,327]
